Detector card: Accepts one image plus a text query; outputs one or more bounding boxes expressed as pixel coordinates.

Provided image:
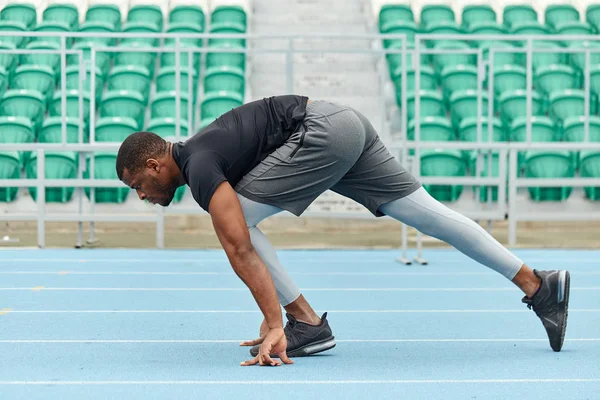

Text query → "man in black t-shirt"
[116,95,570,367]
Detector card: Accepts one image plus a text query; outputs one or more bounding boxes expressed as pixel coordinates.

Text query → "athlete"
[116,95,570,367]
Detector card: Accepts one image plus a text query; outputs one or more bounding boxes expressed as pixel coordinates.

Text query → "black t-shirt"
[172,95,309,212]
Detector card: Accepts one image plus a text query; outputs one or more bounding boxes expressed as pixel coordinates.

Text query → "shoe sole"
[554,270,570,352]
[250,336,336,358]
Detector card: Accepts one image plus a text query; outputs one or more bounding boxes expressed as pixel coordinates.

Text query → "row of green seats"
[0,3,246,40]
[398,88,599,128]
[0,89,244,137]
[392,64,600,98]
[420,148,600,202]
[378,4,600,32]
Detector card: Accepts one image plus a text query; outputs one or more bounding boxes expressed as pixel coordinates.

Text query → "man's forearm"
[230,247,283,329]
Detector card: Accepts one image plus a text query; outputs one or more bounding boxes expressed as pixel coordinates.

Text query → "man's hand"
[240,318,270,347]
[240,327,293,366]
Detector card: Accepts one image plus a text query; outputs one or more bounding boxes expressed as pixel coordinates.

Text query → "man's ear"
[145,158,160,173]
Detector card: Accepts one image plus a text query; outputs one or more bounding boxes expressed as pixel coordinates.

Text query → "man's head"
[116,131,181,207]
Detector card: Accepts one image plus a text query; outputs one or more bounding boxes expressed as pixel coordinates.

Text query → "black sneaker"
[522,269,570,352]
[250,312,336,358]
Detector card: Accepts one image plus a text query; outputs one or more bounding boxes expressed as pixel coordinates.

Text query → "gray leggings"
[237,187,524,306]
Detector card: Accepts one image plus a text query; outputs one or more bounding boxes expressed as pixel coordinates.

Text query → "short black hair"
[116,131,168,180]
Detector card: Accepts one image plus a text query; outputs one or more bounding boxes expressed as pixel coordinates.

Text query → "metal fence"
[0,31,600,255]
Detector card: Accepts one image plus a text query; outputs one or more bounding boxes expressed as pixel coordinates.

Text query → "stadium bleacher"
[0,0,599,208]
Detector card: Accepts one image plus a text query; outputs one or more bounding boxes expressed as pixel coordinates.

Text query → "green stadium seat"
[0,41,16,73]
[549,89,596,123]
[385,42,429,77]
[160,42,200,71]
[150,91,191,121]
[0,21,27,47]
[0,65,5,93]
[49,90,91,121]
[33,21,71,46]
[201,91,243,120]
[100,90,146,129]
[147,117,189,138]
[115,41,156,74]
[535,64,578,95]
[510,115,556,142]
[208,22,246,47]
[425,21,464,48]
[569,41,600,71]
[166,22,203,46]
[122,21,160,46]
[94,116,137,142]
[392,65,436,96]
[526,41,565,71]
[498,89,544,125]
[65,65,104,101]
[459,117,505,159]
[85,4,121,29]
[156,66,198,96]
[379,4,413,32]
[69,41,112,76]
[381,21,418,47]
[449,89,489,127]
[0,116,33,164]
[407,116,454,141]
[43,4,79,29]
[23,41,59,72]
[77,21,116,46]
[524,150,574,201]
[406,90,445,120]
[0,90,45,128]
[127,4,163,31]
[556,21,594,36]
[503,5,537,28]
[169,5,205,28]
[173,185,186,203]
[420,149,466,202]
[11,65,55,99]
[0,151,20,202]
[462,5,496,28]
[431,41,475,71]
[204,66,244,97]
[84,152,129,203]
[1,3,36,28]
[588,5,600,30]
[206,43,245,70]
[492,64,526,96]
[510,21,550,44]
[26,151,78,203]
[107,65,151,102]
[481,41,520,67]
[469,151,502,202]
[440,64,478,100]
[212,5,247,29]
[510,115,556,167]
[38,117,84,143]
[563,115,600,167]
[545,4,580,29]
[420,4,454,29]
[0,116,34,144]
[579,151,600,200]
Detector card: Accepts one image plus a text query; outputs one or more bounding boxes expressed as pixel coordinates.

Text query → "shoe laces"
[284,318,301,344]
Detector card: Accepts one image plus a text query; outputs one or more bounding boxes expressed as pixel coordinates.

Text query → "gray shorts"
[234,100,421,217]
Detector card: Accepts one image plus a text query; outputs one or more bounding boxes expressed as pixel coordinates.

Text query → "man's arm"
[208,181,284,334]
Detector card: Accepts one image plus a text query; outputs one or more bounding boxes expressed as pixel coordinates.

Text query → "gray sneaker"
[250,312,336,358]
[522,269,570,352]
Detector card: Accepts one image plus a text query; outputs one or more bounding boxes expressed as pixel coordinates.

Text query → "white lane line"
[0,258,598,264]
[1,287,599,292]
[1,378,599,385]
[0,339,598,344]
[4,309,600,314]
[2,271,600,276]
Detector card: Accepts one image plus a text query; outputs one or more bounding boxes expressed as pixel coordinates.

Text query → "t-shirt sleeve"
[185,152,229,212]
